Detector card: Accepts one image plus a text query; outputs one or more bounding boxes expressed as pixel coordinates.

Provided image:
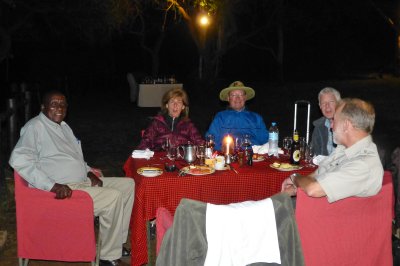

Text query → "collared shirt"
[316,135,383,203]
[228,107,246,112]
[311,116,333,156]
[324,119,334,155]
[9,112,90,191]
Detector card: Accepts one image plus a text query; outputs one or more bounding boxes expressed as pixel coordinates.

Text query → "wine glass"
[206,134,215,149]
[299,137,306,160]
[242,134,252,148]
[168,146,177,160]
[165,146,177,171]
[162,137,170,152]
[235,136,243,152]
[305,144,315,167]
[206,134,215,158]
[282,137,293,156]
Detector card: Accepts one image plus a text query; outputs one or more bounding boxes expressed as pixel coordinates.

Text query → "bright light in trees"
[198,14,210,27]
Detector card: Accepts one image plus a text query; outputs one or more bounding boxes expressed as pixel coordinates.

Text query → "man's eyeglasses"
[49,102,68,109]
[229,94,245,98]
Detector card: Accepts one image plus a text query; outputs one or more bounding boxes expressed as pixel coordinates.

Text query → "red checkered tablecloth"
[124,153,314,266]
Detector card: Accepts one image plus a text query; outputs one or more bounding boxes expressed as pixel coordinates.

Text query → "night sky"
[0,0,397,93]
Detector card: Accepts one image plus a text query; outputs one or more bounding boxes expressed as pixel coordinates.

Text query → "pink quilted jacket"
[137,114,204,150]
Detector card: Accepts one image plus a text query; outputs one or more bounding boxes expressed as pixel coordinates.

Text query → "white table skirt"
[138,84,183,107]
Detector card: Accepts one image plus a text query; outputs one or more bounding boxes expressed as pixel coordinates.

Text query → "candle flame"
[223,135,234,155]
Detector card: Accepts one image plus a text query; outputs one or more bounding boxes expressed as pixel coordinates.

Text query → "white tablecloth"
[138,83,183,107]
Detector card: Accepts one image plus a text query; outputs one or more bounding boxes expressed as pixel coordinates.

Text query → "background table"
[124,154,314,266]
[137,83,183,107]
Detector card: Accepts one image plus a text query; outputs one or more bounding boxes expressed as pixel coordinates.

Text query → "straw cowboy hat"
[219,81,255,101]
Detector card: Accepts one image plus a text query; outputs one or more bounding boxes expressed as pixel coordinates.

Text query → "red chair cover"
[14,171,96,262]
[155,207,174,255]
[296,171,393,266]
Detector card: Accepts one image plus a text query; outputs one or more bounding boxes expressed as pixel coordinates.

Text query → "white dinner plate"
[137,167,163,177]
[180,165,215,176]
[215,165,229,171]
[269,163,303,172]
[253,155,266,162]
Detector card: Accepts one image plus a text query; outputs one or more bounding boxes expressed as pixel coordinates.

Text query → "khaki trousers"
[69,177,135,260]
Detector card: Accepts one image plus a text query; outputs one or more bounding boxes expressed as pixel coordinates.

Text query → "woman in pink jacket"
[137,88,204,150]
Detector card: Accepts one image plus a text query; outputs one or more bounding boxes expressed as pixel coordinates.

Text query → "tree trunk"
[214,24,224,78]
[151,52,160,77]
[0,27,11,64]
[150,30,165,76]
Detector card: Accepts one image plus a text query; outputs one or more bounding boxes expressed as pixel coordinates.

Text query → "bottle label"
[292,150,300,162]
[269,132,279,141]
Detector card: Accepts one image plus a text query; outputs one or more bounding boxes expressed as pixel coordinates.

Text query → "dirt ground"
[1,76,400,265]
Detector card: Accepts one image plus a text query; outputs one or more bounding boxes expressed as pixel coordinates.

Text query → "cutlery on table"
[227,164,239,174]
[178,169,188,177]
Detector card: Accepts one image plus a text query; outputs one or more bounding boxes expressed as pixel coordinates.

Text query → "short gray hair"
[318,87,341,104]
[338,98,375,134]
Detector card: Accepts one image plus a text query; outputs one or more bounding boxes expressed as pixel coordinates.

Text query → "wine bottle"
[290,130,301,165]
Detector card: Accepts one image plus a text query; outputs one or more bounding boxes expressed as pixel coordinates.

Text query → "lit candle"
[223,135,234,155]
[226,136,230,155]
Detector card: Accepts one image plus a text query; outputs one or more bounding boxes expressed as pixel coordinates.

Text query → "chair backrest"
[156,207,174,255]
[391,147,400,225]
[295,171,393,266]
[14,171,96,262]
[156,194,304,266]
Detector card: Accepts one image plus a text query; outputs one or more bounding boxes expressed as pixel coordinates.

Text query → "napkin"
[132,149,154,159]
[205,198,281,265]
[252,143,284,155]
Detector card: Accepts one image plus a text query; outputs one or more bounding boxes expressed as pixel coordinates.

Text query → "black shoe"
[122,246,131,257]
[99,259,120,266]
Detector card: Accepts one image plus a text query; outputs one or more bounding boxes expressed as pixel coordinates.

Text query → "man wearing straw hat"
[206,81,268,150]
